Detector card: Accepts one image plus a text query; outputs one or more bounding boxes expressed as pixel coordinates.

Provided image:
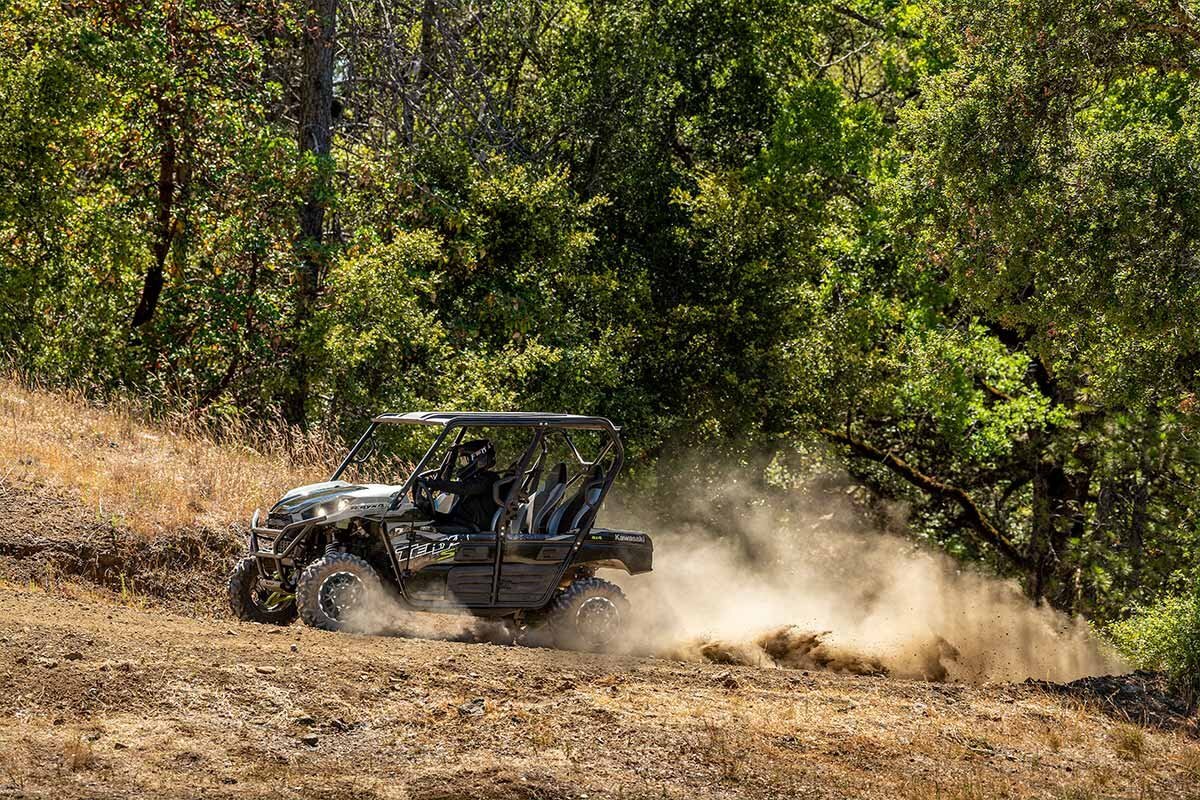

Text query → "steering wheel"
[412,476,436,512]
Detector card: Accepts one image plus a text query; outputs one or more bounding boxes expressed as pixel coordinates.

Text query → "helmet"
[454,439,495,481]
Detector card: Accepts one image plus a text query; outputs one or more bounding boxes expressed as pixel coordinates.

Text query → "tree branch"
[821,427,1031,570]
[1164,0,1200,45]
[832,5,918,39]
[976,378,1015,404]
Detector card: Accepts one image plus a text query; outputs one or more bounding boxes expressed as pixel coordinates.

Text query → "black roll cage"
[330,412,626,532]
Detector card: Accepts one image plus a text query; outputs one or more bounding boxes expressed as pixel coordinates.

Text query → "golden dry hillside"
[0,378,327,536]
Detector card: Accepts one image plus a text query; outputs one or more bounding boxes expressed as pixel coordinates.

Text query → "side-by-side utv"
[227,412,653,650]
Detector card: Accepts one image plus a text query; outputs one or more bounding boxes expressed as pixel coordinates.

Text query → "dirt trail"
[2,587,1197,800]
[1,474,1198,798]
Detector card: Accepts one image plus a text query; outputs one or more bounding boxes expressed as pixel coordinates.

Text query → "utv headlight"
[315,498,351,518]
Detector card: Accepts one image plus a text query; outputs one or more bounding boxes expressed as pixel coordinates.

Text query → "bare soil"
[1,480,1198,799]
[3,586,1200,800]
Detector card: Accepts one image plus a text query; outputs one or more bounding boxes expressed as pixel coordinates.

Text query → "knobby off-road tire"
[295,552,385,632]
[227,556,298,625]
[546,577,629,651]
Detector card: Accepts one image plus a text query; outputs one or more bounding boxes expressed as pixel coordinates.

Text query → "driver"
[420,439,500,531]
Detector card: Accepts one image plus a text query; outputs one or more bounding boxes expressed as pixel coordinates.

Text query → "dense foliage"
[3,0,1199,627]
[1108,585,1200,708]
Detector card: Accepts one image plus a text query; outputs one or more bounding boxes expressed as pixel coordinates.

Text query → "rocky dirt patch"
[1027,670,1197,735]
[0,478,241,612]
[2,589,1198,799]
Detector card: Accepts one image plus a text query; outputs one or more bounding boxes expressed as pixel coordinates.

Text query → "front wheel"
[295,552,385,632]
[227,557,298,625]
[546,577,629,651]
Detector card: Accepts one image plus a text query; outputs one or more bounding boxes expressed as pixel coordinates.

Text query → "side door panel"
[496,534,574,604]
[390,530,498,608]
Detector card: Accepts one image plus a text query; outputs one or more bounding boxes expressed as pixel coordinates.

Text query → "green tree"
[830,0,1200,611]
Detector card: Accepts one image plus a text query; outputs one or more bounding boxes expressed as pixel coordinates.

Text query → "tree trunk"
[1129,479,1148,576]
[131,98,177,328]
[1064,467,1091,612]
[1028,456,1088,606]
[1028,460,1057,602]
[1127,418,1160,578]
[284,0,337,429]
[403,0,436,146]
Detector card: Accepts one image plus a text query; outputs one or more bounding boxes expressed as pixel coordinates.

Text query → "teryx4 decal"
[392,536,461,569]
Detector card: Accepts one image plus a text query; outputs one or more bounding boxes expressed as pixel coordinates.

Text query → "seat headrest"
[587,462,604,486]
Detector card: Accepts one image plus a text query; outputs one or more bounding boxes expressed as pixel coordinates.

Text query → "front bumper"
[247,509,321,588]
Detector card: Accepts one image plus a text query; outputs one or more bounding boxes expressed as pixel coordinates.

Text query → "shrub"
[1107,588,1200,711]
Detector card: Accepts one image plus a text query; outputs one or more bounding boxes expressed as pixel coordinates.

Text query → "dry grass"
[899,768,1020,800]
[3,582,1200,800]
[0,744,27,791]
[695,717,745,782]
[901,770,1120,800]
[1109,724,1148,762]
[1176,744,1200,778]
[0,378,332,536]
[61,732,93,773]
[1052,789,1102,800]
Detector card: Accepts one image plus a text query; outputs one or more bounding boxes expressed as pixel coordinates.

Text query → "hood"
[268,481,399,524]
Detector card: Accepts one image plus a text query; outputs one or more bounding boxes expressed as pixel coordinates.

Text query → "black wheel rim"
[318,571,365,621]
[576,596,620,645]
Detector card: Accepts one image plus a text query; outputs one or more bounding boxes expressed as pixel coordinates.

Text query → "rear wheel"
[227,557,297,625]
[546,577,629,651]
[295,552,385,632]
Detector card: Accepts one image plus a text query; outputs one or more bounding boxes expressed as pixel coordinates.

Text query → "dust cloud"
[341,587,513,644]
[341,466,1124,684]
[611,474,1125,684]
